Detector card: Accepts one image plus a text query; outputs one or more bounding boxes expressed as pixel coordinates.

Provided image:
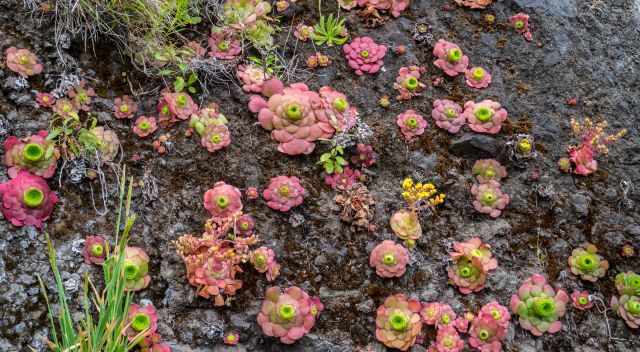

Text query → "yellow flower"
[402,178,413,190]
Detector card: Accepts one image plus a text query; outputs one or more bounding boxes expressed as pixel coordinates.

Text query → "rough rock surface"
[0,0,639,351]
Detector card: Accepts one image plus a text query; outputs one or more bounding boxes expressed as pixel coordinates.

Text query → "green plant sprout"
[313,14,348,47]
[317,146,348,174]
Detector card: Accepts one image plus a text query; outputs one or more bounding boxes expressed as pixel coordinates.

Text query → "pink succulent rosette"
[510,274,569,336]
[90,126,120,162]
[375,294,422,351]
[431,99,465,134]
[208,29,241,60]
[454,0,493,10]
[0,171,58,229]
[478,302,511,329]
[394,66,427,101]
[468,314,506,352]
[471,180,510,218]
[472,159,507,183]
[4,130,60,179]
[68,80,96,111]
[245,186,259,200]
[421,302,446,326]
[448,253,488,294]
[235,214,255,236]
[351,143,377,167]
[463,100,508,134]
[133,116,158,138]
[123,246,151,291]
[465,66,492,89]
[611,295,640,329]
[324,167,361,191]
[510,13,533,41]
[203,181,243,218]
[251,246,280,281]
[343,37,387,76]
[318,86,358,132]
[223,0,271,30]
[453,317,469,333]
[4,47,43,77]
[369,240,409,278]
[223,331,240,345]
[428,326,464,352]
[113,95,138,119]
[339,0,358,10]
[248,81,335,155]
[357,0,410,17]
[567,243,609,282]
[294,23,314,41]
[568,144,597,175]
[257,286,320,344]
[192,256,242,305]
[390,209,422,242]
[53,98,78,119]
[124,304,158,341]
[237,64,277,94]
[433,40,469,77]
[201,124,231,153]
[263,176,305,212]
[397,110,428,141]
[571,290,593,311]
[163,92,198,121]
[35,92,56,108]
[83,235,107,265]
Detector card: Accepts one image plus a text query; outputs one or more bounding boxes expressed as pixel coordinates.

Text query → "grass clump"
[38,168,145,352]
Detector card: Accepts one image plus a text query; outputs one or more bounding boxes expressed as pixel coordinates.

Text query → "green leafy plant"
[173,69,199,94]
[317,146,348,174]
[47,115,101,160]
[249,53,285,77]
[313,14,349,47]
[38,168,143,352]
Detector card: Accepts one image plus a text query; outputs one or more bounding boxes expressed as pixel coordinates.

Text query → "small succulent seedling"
[313,14,348,47]
[317,146,348,174]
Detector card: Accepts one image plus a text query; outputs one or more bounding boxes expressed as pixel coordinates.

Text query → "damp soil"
[1,0,640,351]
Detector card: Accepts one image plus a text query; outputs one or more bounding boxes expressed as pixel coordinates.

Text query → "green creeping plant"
[317,146,348,174]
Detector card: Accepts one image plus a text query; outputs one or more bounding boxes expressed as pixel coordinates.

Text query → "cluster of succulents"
[248,78,359,155]
[559,117,627,175]
[470,159,510,218]
[257,286,323,344]
[188,104,231,153]
[447,237,497,294]
[430,98,508,135]
[610,271,640,329]
[510,274,569,336]
[390,178,445,247]
[375,294,511,351]
[338,0,410,18]
[221,0,274,48]
[175,182,279,306]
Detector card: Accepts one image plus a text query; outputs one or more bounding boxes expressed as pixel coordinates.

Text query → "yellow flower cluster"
[570,117,627,155]
[401,178,446,208]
